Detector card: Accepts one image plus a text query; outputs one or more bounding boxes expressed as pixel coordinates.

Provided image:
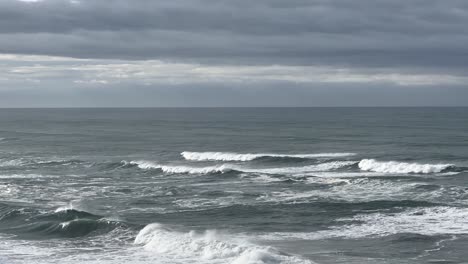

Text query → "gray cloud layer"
[0,0,467,107]
[1,0,468,69]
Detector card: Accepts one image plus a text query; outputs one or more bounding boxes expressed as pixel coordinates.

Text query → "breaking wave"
[124,160,233,174]
[135,223,312,264]
[126,160,355,175]
[181,151,356,161]
[358,159,455,174]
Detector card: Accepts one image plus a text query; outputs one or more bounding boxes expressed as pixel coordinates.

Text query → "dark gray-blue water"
[1,108,467,264]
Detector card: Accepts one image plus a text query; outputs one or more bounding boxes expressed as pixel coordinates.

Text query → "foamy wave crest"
[127,160,355,175]
[358,159,454,174]
[135,223,312,264]
[126,160,233,174]
[181,151,355,161]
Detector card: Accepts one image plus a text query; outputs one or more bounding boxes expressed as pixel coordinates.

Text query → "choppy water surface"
[0,108,467,264]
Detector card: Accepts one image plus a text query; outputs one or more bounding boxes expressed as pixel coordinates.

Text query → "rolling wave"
[358,159,455,174]
[135,223,312,264]
[181,151,356,161]
[0,203,129,238]
[126,160,355,175]
[124,160,233,174]
[126,158,460,176]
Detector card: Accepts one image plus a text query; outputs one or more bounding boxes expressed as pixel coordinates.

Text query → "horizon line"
[0,106,467,109]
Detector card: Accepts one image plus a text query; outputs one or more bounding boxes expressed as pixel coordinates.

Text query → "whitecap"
[127,160,355,175]
[181,151,356,161]
[358,159,454,174]
[126,160,233,174]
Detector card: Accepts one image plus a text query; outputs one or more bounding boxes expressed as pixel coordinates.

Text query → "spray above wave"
[358,159,455,174]
[181,151,356,161]
[135,223,312,264]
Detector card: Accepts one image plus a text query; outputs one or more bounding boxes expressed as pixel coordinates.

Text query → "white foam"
[255,178,464,204]
[0,158,27,167]
[128,160,355,175]
[301,171,387,178]
[135,223,312,264]
[127,160,233,174]
[181,151,356,161]
[0,173,55,179]
[264,206,468,241]
[358,159,454,174]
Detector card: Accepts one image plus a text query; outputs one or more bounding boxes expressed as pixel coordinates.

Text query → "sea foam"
[358,159,454,174]
[127,160,354,175]
[134,223,312,264]
[264,206,468,240]
[126,160,233,174]
[181,151,356,161]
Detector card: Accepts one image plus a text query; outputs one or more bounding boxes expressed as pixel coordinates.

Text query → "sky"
[0,0,467,107]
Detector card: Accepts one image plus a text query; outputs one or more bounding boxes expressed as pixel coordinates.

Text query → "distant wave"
[135,223,312,264]
[358,159,454,174]
[126,160,355,175]
[181,151,356,161]
[124,160,233,174]
[0,158,84,168]
[125,158,460,176]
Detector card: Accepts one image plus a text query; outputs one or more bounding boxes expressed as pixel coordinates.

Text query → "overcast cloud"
[0,0,467,107]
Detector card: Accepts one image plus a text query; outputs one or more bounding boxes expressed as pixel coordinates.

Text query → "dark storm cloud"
[1,0,468,69]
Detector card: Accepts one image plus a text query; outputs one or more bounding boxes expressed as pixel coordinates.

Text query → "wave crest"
[125,160,233,174]
[126,160,355,175]
[358,159,454,174]
[181,151,355,161]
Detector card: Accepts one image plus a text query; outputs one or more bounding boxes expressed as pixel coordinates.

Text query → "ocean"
[0,107,467,264]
